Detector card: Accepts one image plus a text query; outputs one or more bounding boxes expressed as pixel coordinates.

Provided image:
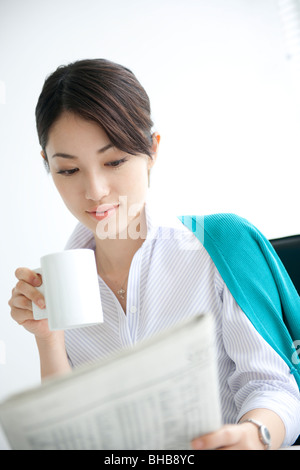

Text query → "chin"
[95,217,120,240]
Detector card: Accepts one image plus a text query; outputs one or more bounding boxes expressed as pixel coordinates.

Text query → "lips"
[86,203,119,221]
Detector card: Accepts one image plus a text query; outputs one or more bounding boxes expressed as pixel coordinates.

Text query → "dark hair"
[35,59,154,171]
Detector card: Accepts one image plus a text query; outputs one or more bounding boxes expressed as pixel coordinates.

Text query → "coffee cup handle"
[32,268,48,321]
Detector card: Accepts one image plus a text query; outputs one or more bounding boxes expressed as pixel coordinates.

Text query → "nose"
[84,170,109,201]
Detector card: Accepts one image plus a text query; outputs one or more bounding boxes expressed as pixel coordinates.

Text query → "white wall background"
[0,0,299,449]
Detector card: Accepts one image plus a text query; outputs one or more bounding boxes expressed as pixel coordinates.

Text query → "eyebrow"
[51,143,114,159]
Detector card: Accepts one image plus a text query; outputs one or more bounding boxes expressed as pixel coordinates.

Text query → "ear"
[148,132,160,170]
[147,133,160,187]
[41,150,50,172]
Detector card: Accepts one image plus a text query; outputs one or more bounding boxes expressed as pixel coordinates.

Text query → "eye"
[56,168,79,176]
[105,158,127,168]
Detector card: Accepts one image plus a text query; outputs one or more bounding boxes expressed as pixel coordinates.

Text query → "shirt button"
[130,306,137,314]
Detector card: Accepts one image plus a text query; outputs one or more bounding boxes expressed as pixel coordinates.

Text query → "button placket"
[125,247,143,344]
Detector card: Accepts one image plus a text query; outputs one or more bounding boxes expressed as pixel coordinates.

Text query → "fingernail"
[37,299,45,309]
[33,277,41,287]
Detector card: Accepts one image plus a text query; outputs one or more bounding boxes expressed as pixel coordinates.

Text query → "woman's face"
[45,112,157,239]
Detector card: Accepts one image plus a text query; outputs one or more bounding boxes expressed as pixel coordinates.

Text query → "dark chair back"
[270,235,300,295]
[270,234,300,445]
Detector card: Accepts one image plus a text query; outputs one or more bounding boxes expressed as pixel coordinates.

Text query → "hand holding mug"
[9,267,51,340]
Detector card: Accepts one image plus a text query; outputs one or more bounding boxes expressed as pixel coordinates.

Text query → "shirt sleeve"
[220,276,300,447]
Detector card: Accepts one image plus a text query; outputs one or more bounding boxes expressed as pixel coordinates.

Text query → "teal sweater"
[179,213,300,388]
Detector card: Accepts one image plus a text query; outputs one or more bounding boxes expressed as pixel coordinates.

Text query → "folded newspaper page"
[0,313,222,450]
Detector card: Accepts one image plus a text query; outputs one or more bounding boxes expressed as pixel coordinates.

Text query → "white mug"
[32,249,103,330]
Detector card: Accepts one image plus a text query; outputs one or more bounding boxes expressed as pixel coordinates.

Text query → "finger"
[15,267,41,287]
[12,293,33,310]
[10,306,34,325]
[14,280,45,308]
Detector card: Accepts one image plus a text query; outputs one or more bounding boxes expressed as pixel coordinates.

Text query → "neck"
[95,237,145,277]
[94,208,147,277]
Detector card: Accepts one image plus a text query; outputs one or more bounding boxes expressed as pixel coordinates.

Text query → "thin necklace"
[100,271,129,300]
[116,274,129,300]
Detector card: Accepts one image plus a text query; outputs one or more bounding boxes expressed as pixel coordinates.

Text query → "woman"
[8,59,300,449]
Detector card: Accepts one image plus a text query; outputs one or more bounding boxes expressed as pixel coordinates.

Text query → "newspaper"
[0,313,222,450]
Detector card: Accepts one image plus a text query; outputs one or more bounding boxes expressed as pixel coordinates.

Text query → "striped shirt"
[64,207,300,446]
